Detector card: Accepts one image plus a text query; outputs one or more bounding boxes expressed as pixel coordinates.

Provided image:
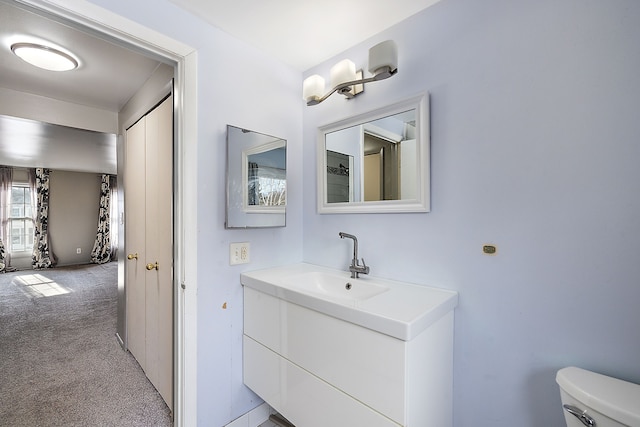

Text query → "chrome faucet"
[339,232,370,278]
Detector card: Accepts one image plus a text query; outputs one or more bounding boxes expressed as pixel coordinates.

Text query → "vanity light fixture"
[303,40,398,106]
[11,42,79,72]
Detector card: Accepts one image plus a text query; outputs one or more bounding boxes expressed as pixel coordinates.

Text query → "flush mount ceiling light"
[303,40,398,106]
[11,42,79,72]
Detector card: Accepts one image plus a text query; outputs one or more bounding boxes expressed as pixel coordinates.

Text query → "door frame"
[20,1,199,425]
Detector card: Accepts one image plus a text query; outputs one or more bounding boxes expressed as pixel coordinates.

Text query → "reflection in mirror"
[243,140,286,211]
[226,125,286,228]
[325,110,416,203]
[318,93,429,213]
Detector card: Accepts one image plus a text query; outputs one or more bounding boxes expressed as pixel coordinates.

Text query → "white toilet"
[556,367,640,427]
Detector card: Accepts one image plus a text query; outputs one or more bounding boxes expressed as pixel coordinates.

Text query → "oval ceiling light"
[11,42,79,72]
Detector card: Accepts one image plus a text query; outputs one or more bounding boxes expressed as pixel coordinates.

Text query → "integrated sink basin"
[241,263,458,341]
[281,271,390,302]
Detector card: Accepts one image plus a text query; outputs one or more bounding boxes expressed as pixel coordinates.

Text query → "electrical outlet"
[229,242,250,265]
[76,248,82,254]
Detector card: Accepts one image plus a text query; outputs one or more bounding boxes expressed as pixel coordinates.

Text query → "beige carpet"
[0,262,172,426]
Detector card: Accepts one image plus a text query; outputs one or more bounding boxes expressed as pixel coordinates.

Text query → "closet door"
[124,94,173,411]
[144,95,173,410]
[125,117,147,369]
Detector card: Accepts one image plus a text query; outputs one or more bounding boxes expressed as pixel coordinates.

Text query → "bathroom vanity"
[242,263,458,427]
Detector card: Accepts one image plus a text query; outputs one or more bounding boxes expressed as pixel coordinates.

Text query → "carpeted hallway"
[0,262,172,426]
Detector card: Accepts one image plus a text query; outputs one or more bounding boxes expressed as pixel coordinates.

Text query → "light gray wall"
[0,115,116,174]
[118,63,174,132]
[48,170,102,266]
[0,87,118,133]
[0,87,117,176]
[7,169,102,269]
[302,1,640,426]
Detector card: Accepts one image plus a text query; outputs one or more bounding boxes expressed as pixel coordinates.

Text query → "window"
[10,186,34,252]
[249,164,286,207]
[243,142,287,212]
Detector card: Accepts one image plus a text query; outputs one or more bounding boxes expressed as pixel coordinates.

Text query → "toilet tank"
[556,367,640,427]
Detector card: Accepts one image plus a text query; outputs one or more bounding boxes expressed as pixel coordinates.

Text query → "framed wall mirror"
[317,93,430,213]
[226,125,286,228]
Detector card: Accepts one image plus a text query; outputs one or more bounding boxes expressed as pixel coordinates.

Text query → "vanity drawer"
[244,335,400,427]
[245,287,406,423]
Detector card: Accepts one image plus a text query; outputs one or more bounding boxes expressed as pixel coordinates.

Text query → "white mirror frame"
[317,92,430,214]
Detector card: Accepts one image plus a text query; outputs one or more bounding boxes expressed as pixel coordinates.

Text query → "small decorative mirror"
[226,125,286,228]
[317,93,430,213]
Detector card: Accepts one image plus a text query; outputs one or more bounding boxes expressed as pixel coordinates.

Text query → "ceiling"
[0,1,164,112]
[168,0,441,71]
[0,0,441,112]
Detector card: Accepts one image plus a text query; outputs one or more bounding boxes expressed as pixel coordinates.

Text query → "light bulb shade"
[368,40,398,76]
[302,74,325,102]
[11,43,78,71]
[330,59,357,88]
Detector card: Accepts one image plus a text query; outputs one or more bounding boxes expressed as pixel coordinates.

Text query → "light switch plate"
[230,242,250,265]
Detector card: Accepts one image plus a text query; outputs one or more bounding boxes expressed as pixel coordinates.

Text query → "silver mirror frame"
[317,93,430,214]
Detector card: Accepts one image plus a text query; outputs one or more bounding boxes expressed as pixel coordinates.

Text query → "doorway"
[8,1,198,425]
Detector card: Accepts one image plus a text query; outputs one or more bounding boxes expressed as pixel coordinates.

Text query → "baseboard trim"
[269,414,295,427]
[224,403,272,427]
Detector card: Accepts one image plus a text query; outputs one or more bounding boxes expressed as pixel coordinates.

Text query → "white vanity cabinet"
[242,263,458,427]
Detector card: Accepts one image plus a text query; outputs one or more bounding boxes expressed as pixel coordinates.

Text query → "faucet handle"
[360,258,370,274]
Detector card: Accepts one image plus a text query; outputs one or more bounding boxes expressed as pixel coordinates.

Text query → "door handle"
[127,253,138,260]
[146,262,159,271]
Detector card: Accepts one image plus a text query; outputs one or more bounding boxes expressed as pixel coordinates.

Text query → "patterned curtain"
[32,168,55,269]
[109,176,118,261]
[0,166,12,272]
[90,174,112,264]
[0,241,5,273]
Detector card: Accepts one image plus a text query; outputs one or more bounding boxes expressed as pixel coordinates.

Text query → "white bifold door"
[124,94,173,411]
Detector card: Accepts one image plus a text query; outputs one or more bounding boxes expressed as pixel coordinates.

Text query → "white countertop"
[241,263,458,341]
